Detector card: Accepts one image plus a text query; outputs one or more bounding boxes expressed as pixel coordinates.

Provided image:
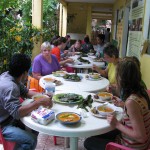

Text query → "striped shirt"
[119,95,150,150]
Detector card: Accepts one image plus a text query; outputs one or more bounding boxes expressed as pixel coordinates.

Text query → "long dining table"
[21,91,123,150]
[66,55,105,73]
[39,73,109,93]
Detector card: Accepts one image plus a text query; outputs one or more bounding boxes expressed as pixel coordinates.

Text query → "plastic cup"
[44,82,56,95]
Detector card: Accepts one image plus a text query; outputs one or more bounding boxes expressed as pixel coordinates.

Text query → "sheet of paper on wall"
[140,40,149,55]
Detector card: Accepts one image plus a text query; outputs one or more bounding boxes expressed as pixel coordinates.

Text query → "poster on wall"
[147,12,150,54]
[126,0,145,59]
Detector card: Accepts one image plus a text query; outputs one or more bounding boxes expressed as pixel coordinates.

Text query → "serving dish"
[56,112,81,125]
[53,93,84,104]
[63,74,82,82]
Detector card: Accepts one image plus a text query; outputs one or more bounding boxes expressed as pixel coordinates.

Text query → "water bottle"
[44,82,56,95]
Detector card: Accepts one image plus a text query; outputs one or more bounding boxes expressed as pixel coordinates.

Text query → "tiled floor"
[36,133,85,150]
[0,133,86,150]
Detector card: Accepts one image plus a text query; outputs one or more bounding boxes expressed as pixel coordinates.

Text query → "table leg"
[70,137,78,150]
[64,137,70,148]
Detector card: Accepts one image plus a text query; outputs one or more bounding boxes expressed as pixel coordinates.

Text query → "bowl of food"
[32,94,49,101]
[89,73,100,79]
[56,112,81,125]
[98,92,113,101]
[97,104,115,117]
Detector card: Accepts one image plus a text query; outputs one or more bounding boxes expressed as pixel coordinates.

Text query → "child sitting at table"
[84,58,150,150]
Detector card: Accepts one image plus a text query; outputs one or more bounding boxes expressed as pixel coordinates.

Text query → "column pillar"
[86,5,92,39]
[32,0,43,60]
[62,4,67,37]
[59,3,63,36]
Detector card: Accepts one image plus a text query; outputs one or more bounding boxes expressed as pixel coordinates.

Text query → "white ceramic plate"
[86,76,102,81]
[42,78,62,86]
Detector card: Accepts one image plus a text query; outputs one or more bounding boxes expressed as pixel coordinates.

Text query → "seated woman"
[29,42,61,92]
[93,44,120,85]
[84,58,150,150]
[32,41,61,80]
[95,34,105,58]
[82,36,94,53]
[68,40,83,55]
[51,37,73,64]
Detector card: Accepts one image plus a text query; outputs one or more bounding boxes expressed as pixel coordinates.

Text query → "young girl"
[84,59,150,150]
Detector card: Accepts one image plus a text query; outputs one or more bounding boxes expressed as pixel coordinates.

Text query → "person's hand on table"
[112,96,124,108]
[37,97,53,108]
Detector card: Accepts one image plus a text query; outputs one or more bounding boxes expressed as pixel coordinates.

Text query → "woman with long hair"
[84,59,150,150]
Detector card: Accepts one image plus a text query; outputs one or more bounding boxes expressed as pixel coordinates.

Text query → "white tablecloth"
[39,73,109,93]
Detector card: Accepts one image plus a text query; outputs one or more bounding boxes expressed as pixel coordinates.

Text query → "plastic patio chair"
[105,142,133,150]
[0,128,16,150]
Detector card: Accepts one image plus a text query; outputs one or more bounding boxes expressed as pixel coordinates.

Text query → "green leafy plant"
[0,10,41,73]
[0,0,59,73]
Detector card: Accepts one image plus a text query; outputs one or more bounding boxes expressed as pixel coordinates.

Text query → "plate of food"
[56,112,81,125]
[52,71,67,77]
[53,93,84,104]
[43,77,62,86]
[93,92,113,103]
[85,73,102,81]
[63,74,82,82]
[91,104,123,118]
[77,57,90,64]
[90,107,106,118]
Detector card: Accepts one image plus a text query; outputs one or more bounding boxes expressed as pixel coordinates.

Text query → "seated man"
[0,53,53,150]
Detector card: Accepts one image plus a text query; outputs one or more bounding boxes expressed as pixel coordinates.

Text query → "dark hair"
[9,53,31,78]
[50,35,60,44]
[53,37,67,46]
[116,59,150,108]
[97,34,105,42]
[107,28,110,32]
[123,56,140,69]
[103,44,119,58]
[84,36,90,43]
[65,35,70,39]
